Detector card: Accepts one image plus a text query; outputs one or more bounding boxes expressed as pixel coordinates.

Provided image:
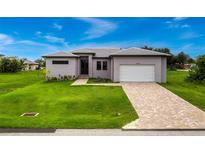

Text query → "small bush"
[51,77,57,81]
[64,75,68,80]
[46,74,76,82]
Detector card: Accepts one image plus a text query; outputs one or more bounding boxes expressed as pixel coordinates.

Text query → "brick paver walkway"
[122,83,205,129]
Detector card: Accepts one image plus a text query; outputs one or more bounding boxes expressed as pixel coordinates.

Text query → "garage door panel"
[120,65,155,82]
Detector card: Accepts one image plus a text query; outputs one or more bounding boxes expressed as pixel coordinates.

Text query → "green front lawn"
[161,71,205,111]
[0,71,44,96]
[0,71,137,128]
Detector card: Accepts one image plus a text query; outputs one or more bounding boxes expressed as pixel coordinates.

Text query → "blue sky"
[0,17,204,60]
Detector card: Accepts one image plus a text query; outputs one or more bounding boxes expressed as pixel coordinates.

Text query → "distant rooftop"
[24,60,39,65]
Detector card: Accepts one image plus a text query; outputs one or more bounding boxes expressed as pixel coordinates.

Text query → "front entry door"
[80,58,88,74]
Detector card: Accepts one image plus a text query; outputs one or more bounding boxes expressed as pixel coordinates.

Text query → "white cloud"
[0,33,68,59]
[76,17,117,40]
[166,22,190,29]
[66,39,169,51]
[166,18,190,29]
[44,35,69,48]
[44,35,64,43]
[16,40,54,47]
[173,17,188,21]
[35,32,68,48]
[53,23,63,30]
[13,31,19,35]
[178,44,193,51]
[0,33,14,45]
[180,32,203,39]
[35,31,42,37]
[181,24,190,28]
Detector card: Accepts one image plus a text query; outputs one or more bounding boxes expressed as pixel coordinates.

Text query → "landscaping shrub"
[187,55,205,83]
[46,75,76,82]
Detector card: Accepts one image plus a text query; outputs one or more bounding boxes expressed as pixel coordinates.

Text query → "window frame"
[96,61,101,70]
[52,60,69,64]
[102,61,108,70]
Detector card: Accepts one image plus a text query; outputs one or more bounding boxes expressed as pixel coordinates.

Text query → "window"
[103,61,107,70]
[97,61,101,70]
[52,60,69,64]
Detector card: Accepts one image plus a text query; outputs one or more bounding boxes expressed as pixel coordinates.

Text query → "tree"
[187,58,195,64]
[141,46,194,69]
[153,48,171,54]
[0,57,24,73]
[35,58,45,68]
[141,46,176,67]
[176,51,189,65]
[141,45,154,51]
[188,54,205,83]
[142,46,171,54]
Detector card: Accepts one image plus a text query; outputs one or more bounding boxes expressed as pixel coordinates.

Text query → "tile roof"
[72,48,121,57]
[24,60,38,65]
[110,47,170,56]
[42,48,170,58]
[42,51,79,58]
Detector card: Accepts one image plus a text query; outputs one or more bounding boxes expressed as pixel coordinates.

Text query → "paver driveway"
[122,83,205,129]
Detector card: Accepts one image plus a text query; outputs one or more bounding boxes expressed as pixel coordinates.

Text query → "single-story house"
[24,60,39,71]
[42,48,170,83]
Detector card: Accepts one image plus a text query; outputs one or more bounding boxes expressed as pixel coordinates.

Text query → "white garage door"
[120,65,155,82]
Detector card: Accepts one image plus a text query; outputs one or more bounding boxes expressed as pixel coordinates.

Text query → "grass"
[0,71,137,128]
[87,78,112,83]
[161,70,205,111]
[0,70,45,96]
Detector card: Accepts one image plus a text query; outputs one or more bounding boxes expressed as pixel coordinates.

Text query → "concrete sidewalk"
[71,79,121,86]
[1,129,205,136]
[71,79,88,85]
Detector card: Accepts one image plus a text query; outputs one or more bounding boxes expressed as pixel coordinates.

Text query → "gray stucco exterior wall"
[112,56,164,83]
[88,55,93,77]
[45,55,167,83]
[110,58,114,80]
[45,58,78,78]
[92,58,111,79]
[161,57,167,83]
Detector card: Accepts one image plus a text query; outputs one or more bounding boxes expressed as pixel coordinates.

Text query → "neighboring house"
[176,63,193,70]
[24,60,39,71]
[42,48,170,83]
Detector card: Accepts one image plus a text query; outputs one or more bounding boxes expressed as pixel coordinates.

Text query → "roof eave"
[92,56,110,59]
[72,52,95,55]
[110,54,171,57]
[42,56,79,58]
